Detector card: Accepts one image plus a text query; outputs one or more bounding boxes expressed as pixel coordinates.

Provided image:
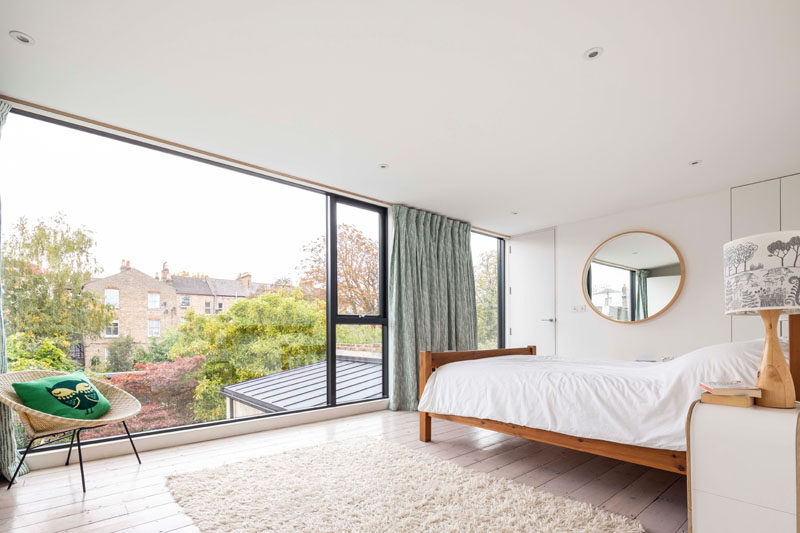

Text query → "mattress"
[417,339,779,451]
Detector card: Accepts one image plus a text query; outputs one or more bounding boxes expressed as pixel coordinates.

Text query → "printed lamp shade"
[724,230,800,315]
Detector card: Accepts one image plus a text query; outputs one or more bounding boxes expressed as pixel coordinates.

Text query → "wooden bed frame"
[418,315,800,475]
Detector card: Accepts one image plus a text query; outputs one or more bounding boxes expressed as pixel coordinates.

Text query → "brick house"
[82,261,263,366]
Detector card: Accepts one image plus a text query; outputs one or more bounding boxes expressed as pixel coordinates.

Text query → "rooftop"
[220,356,383,413]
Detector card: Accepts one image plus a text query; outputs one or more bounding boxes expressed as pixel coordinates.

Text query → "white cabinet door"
[731,180,781,341]
[781,173,800,231]
[506,228,556,355]
[731,179,781,239]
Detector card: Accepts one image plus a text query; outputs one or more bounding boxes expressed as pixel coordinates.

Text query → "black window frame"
[586,260,636,322]
[8,109,388,451]
[471,230,506,350]
[326,195,389,404]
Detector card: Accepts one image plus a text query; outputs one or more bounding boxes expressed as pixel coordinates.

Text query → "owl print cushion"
[12,371,111,420]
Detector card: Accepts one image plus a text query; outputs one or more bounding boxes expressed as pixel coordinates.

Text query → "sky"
[0,113,380,284]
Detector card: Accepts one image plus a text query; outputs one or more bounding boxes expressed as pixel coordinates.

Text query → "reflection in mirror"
[583,232,683,323]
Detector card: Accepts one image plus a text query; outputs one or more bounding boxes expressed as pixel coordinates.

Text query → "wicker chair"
[0,370,143,491]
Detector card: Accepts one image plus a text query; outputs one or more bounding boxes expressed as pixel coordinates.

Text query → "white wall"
[508,189,733,361]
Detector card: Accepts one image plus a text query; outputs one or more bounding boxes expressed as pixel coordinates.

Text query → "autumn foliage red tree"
[82,356,204,438]
[299,224,379,315]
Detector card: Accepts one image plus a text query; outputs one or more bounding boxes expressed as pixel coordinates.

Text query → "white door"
[506,228,556,355]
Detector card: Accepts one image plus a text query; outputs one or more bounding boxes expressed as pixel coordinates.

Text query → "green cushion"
[12,371,111,420]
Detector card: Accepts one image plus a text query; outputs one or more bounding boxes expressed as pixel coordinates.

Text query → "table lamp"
[724,230,800,408]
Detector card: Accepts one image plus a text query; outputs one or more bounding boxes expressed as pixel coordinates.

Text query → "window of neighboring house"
[148,319,161,337]
[180,295,191,308]
[104,288,119,308]
[216,302,223,314]
[105,319,119,337]
[205,301,211,314]
[148,292,160,309]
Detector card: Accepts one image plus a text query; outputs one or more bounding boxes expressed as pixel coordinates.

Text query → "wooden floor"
[0,410,688,532]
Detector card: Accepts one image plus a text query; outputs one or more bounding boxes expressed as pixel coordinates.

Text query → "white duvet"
[418,339,784,451]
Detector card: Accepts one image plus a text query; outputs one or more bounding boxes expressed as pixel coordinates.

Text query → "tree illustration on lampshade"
[724,231,800,315]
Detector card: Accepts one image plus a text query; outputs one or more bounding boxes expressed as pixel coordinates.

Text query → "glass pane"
[335,324,383,404]
[472,233,499,349]
[0,113,328,443]
[336,203,380,315]
[589,262,633,321]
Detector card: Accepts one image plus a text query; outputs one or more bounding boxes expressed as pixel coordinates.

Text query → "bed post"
[419,350,432,442]
[528,345,536,355]
[789,315,800,401]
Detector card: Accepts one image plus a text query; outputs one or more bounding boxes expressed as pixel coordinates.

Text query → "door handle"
[540,318,555,322]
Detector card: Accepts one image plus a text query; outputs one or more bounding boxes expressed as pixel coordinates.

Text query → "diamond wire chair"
[0,370,142,492]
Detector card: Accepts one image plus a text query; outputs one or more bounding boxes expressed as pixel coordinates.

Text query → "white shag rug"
[166,438,644,533]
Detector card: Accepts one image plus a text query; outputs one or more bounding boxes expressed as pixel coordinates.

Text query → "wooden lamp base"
[755,309,796,408]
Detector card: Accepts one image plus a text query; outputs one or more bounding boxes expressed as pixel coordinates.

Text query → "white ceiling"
[593,233,679,270]
[2,1,800,236]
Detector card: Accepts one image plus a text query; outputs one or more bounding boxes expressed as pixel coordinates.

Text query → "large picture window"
[0,111,387,446]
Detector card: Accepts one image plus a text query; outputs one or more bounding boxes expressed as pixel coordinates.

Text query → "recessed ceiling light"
[378,163,389,169]
[689,160,702,166]
[8,30,35,46]
[584,47,603,60]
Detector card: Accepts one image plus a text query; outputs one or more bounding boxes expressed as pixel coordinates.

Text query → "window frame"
[104,288,120,309]
[471,230,506,350]
[587,260,636,322]
[9,108,389,449]
[147,318,161,338]
[147,292,160,310]
[105,319,120,338]
[326,196,389,404]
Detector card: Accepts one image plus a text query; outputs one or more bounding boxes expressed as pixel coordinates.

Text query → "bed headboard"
[791,315,800,401]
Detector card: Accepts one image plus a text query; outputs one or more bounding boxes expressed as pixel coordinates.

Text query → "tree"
[81,355,205,439]
[6,332,77,372]
[134,329,179,364]
[168,289,327,422]
[474,250,498,349]
[299,224,379,315]
[1,214,115,353]
[768,240,791,266]
[106,335,136,372]
[738,242,758,271]
[789,236,800,267]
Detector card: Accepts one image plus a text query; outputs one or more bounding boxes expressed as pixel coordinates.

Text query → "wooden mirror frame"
[582,230,685,325]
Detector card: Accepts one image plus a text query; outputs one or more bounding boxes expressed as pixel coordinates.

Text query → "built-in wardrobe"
[731,172,800,341]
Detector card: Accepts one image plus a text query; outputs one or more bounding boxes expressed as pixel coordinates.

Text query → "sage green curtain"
[389,205,477,411]
[636,269,649,321]
[0,100,29,482]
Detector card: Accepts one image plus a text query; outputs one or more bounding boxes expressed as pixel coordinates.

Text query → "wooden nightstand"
[687,401,800,532]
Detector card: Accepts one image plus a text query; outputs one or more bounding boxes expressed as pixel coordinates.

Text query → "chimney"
[121,259,130,272]
[161,262,170,281]
[237,272,252,289]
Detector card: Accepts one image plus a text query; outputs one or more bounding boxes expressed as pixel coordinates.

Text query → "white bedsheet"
[418,339,780,451]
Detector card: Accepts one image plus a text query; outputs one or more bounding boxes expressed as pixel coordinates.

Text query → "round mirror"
[582,231,684,323]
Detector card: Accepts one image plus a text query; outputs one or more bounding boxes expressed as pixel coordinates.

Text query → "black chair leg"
[122,421,141,465]
[6,438,34,490]
[65,430,77,466]
[76,429,86,492]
